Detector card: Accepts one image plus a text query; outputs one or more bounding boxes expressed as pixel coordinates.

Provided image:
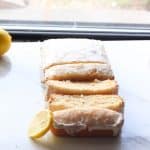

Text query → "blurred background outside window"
[0,0,150,24]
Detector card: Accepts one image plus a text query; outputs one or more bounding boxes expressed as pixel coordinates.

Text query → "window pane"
[0,0,150,24]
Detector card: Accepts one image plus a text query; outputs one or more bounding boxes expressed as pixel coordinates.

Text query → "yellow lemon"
[0,28,11,56]
[28,110,52,139]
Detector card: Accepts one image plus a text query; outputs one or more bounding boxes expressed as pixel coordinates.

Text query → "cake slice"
[50,108,123,136]
[45,80,118,100]
[43,62,114,82]
[48,94,124,112]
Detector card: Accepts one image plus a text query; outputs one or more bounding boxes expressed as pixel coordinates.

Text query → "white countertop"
[0,41,150,150]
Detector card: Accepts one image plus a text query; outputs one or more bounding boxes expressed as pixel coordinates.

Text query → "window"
[1,0,150,23]
[1,0,150,39]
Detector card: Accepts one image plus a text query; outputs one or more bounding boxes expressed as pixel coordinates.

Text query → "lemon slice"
[28,110,52,139]
[0,28,11,56]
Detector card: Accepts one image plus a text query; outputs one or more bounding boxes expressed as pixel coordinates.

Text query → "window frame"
[1,20,150,40]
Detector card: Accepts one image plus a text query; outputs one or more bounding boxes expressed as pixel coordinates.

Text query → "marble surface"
[0,41,150,150]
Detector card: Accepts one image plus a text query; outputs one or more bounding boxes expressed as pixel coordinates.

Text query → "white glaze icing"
[53,108,123,136]
[41,39,109,70]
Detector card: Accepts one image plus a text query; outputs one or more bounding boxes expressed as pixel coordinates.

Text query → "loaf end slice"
[50,108,123,137]
[41,38,109,70]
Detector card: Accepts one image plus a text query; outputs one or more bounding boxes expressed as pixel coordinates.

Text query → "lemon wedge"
[28,110,52,139]
[0,28,11,56]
